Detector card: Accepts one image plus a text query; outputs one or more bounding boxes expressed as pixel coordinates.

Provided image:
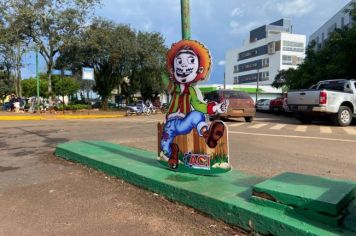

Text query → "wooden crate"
[157,122,228,157]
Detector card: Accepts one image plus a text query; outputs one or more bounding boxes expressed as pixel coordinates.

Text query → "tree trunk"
[15,42,22,97]
[47,58,54,102]
[16,67,22,97]
[47,71,52,102]
[102,96,108,110]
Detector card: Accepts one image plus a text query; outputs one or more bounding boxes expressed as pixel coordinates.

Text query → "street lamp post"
[255,68,260,102]
[36,47,40,110]
[181,0,191,40]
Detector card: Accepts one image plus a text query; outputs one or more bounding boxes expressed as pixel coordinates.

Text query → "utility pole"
[224,72,226,89]
[36,47,40,108]
[255,68,259,102]
[181,0,191,40]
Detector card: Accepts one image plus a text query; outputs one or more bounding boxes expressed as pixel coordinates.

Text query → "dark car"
[92,101,118,109]
[204,90,256,122]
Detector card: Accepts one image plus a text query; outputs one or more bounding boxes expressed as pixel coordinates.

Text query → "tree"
[131,32,167,102]
[273,7,356,90]
[0,12,28,97]
[0,70,14,103]
[22,78,48,98]
[57,19,137,109]
[22,74,80,98]
[2,0,99,99]
[57,19,168,108]
[52,76,80,97]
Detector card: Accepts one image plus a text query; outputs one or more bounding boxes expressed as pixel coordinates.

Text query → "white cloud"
[142,21,153,31]
[264,0,316,17]
[230,8,243,17]
[229,20,261,35]
[192,0,213,19]
[218,60,226,66]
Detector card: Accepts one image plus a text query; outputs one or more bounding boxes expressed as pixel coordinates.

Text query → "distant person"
[13,98,20,113]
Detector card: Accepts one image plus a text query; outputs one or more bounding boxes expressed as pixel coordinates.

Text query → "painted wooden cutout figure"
[158,40,231,175]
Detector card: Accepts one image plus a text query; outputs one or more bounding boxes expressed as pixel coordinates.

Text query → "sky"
[22,0,352,84]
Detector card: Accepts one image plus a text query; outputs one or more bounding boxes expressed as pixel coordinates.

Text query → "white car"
[256,99,271,112]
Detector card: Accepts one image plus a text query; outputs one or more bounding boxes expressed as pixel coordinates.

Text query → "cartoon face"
[173,49,199,84]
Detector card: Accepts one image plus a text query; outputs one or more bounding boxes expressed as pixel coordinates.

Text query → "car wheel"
[334,106,352,126]
[244,116,253,122]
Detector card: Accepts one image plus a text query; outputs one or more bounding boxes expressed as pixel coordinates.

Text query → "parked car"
[269,94,291,115]
[255,99,268,109]
[92,101,119,109]
[287,79,356,126]
[256,99,271,112]
[269,97,284,114]
[204,90,255,122]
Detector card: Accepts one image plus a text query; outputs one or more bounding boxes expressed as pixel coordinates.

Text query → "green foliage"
[22,78,48,98]
[57,104,90,111]
[57,19,136,109]
[0,71,14,102]
[131,32,167,101]
[273,16,356,90]
[57,19,167,109]
[52,77,80,96]
[2,0,99,96]
[22,74,79,97]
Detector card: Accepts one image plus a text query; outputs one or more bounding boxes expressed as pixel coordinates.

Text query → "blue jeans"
[161,111,207,157]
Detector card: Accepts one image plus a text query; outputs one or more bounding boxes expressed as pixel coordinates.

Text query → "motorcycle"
[126,101,151,116]
[146,101,157,115]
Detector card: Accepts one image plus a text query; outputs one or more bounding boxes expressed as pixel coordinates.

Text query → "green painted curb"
[55,141,356,236]
[253,172,356,216]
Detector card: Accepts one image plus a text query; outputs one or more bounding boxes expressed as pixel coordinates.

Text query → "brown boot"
[203,121,225,148]
[168,143,179,169]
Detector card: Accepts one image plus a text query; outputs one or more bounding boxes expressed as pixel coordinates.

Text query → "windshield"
[318,82,346,91]
[223,91,250,99]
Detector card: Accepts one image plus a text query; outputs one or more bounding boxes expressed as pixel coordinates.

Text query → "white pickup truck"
[287,79,356,126]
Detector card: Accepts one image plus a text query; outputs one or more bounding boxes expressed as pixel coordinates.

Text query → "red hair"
[167,40,212,83]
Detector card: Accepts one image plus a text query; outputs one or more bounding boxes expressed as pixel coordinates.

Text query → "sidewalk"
[0,110,126,120]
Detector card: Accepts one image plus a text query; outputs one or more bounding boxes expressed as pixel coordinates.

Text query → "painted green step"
[251,196,345,227]
[344,199,356,231]
[252,172,356,216]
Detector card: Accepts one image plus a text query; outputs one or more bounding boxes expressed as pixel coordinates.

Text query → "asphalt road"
[1,112,356,235]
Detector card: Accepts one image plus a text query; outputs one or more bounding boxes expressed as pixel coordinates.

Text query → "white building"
[225,19,306,87]
[309,0,355,50]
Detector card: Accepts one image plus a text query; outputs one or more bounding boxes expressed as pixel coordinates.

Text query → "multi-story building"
[225,19,306,87]
[309,0,355,50]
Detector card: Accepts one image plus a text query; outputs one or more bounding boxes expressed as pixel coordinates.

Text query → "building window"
[282,40,304,52]
[239,62,258,71]
[322,33,325,42]
[282,55,304,65]
[341,17,345,27]
[265,71,269,78]
[268,42,275,54]
[233,76,239,84]
[233,65,238,73]
[239,49,258,60]
[238,74,258,84]
[262,58,269,67]
[327,24,337,35]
